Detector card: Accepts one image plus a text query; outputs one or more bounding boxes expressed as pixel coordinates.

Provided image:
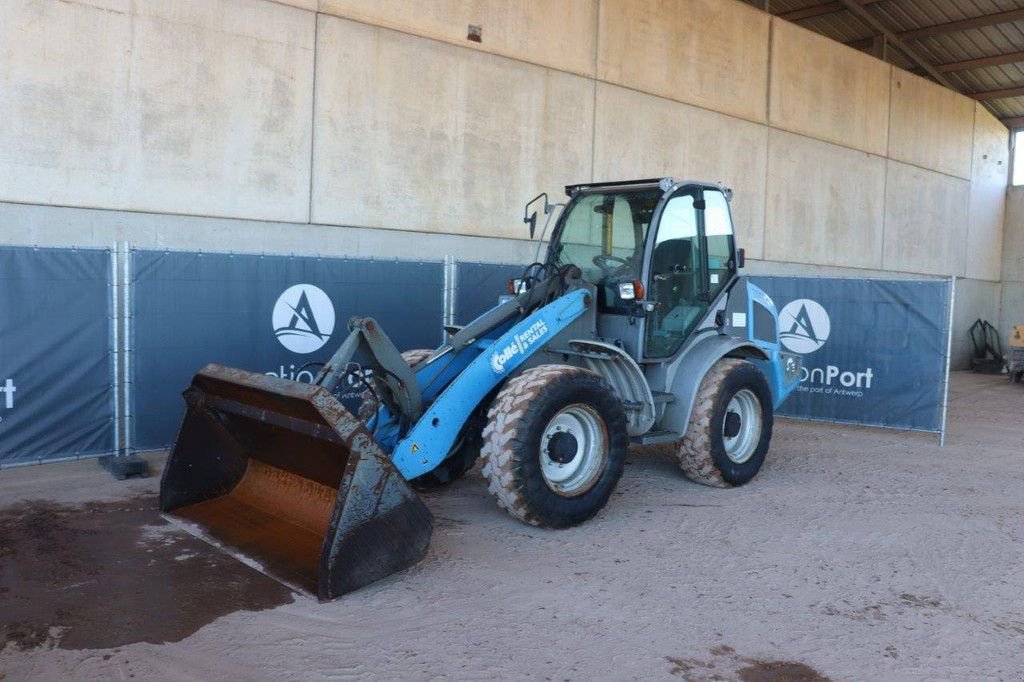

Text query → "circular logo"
[272,284,335,354]
[778,299,830,354]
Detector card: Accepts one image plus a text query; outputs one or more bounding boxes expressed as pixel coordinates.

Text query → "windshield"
[550,189,662,285]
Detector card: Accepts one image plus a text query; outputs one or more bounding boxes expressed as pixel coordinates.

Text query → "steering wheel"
[592,254,627,272]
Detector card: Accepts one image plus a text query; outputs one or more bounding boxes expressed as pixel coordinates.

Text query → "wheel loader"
[160,177,802,600]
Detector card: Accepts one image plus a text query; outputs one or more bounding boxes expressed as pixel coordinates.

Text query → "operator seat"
[651,238,694,306]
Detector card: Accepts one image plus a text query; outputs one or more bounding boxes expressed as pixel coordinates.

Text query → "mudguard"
[659,279,800,435]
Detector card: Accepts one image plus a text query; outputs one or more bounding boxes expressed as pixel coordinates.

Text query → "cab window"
[553,189,661,286]
[704,190,735,300]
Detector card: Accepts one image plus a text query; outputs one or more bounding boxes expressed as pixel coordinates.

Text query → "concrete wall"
[0,0,1013,367]
[769,20,890,156]
[0,0,315,222]
[1000,188,1024,340]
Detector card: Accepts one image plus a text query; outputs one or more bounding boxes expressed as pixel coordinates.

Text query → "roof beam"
[937,51,1024,73]
[833,0,955,88]
[1003,116,1024,128]
[777,0,884,23]
[972,85,1024,102]
[900,9,1024,42]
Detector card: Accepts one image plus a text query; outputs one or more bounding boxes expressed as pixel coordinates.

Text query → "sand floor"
[0,371,1021,681]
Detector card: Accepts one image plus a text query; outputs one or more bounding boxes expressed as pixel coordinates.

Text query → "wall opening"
[1014,130,1024,187]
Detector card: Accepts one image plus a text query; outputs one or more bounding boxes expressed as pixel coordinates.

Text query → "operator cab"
[547,178,740,359]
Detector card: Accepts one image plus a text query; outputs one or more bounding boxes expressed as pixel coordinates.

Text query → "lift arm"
[391,288,592,479]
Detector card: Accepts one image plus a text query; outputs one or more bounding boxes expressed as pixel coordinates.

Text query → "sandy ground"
[1,371,1022,681]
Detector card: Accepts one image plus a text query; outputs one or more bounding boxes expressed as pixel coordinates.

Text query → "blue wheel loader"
[160,178,802,600]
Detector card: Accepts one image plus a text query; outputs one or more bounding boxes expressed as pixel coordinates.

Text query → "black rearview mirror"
[523,192,551,240]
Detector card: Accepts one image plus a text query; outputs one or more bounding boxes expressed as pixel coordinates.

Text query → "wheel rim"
[540,404,608,497]
[722,389,762,464]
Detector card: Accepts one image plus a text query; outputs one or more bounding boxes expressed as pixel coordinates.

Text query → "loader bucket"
[159,364,433,601]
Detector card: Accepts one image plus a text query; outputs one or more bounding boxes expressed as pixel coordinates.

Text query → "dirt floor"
[0,371,1022,681]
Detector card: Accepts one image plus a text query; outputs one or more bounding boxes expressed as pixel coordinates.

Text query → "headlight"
[617,280,644,301]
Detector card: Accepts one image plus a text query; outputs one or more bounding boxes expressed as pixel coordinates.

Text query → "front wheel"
[480,365,628,528]
[676,359,773,488]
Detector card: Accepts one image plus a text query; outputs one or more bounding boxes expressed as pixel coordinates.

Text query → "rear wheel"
[676,359,773,488]
[480,365,628,528]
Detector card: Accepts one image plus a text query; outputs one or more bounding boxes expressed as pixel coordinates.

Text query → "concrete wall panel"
[954,278,1001,370]
[0,0,315,222]
[966,105,1009,281]
[598,0,769,123]
[888,70,976,179]
[883,161,970,277]
[1002,187,1024,283]
[318,0,597,77]
[311,17,593,240]
[764,129,885,269]
[1000,282,1024,348]
[592,84,767,258]
[270,0,317,10]
[769,20,890,156]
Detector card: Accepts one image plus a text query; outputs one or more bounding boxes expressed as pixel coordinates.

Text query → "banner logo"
[0,378,14,410]
[779,299,831,354]
[273,285,335,354]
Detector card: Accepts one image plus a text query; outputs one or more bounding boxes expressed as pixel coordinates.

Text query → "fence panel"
[0,246,115,465]
[130,250,444,450]
[454,261,522,324]
[751,276,952,433]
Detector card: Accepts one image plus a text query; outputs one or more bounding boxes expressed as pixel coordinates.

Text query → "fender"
[657,279,801,435]
[564,339,655,436]
[658,334,769,436]
[392,288,591,479]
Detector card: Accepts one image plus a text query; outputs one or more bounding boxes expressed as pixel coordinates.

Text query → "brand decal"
[778,299,874,397]
[490,320,549,374]
[779,299,830,354]
[272,284,335,354]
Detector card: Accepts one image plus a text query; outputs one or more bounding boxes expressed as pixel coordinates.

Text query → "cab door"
[702,188,737,303]
[644,186,738,359]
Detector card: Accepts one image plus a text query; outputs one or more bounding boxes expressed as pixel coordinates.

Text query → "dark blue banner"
[751,277,951,432]
[455,261,522,324]
[131,251,444,450]
[0,247,114,465]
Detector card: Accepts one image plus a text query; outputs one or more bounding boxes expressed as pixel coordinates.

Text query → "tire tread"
[480,365,616,527]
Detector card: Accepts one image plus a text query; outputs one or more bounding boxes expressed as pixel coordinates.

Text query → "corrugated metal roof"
[740,0,1024,127]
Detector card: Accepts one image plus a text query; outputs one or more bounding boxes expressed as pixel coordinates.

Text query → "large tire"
[402,349,482,490]
[676,358,773,488]
[480,365,628,528]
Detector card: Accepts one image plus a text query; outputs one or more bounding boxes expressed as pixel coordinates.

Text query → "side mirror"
[523,192,550,239]
[736,248,746,269]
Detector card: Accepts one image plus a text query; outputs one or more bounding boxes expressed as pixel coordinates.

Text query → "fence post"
[939,276,956,447]
[443,255,456,344]
[110,243,121,457]
[122,240,133,456]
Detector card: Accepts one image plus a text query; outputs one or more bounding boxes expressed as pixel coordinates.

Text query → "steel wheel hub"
[722,389,761,464]
[540,404,608,497]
